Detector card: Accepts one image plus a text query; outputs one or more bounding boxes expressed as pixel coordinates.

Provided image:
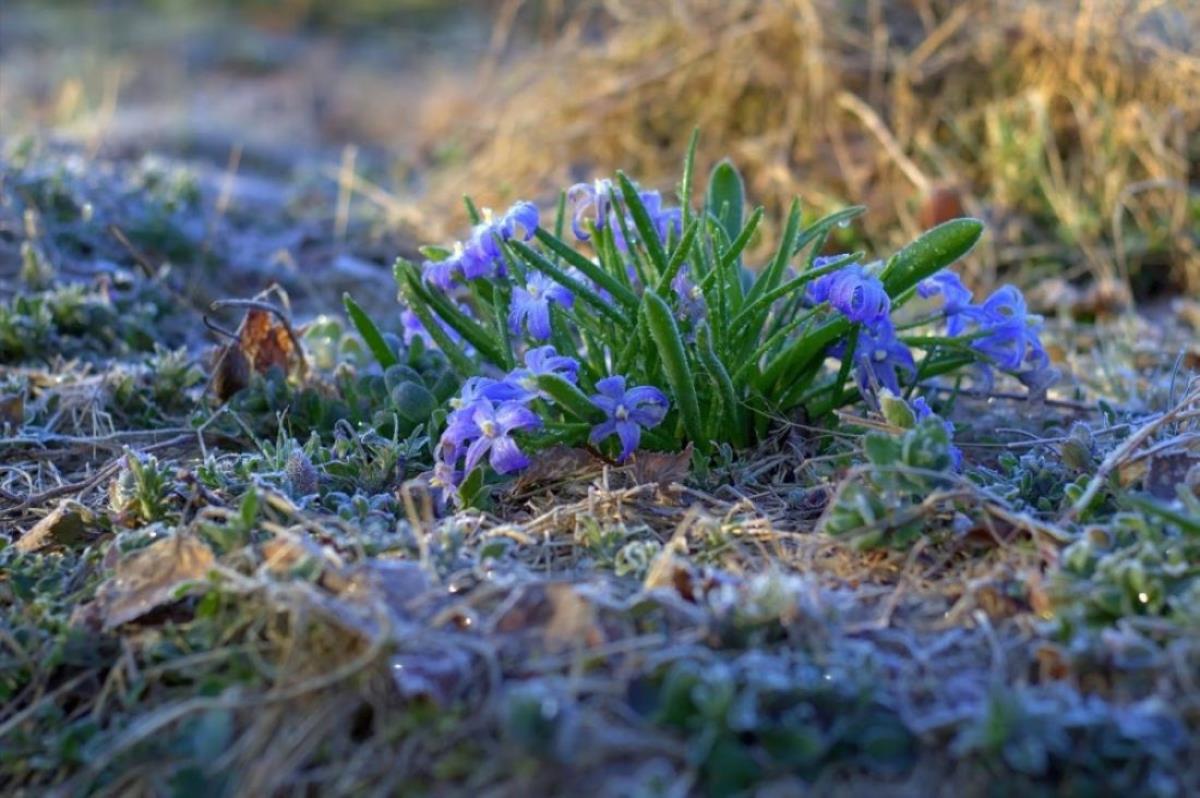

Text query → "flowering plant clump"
[345,135,1056,505]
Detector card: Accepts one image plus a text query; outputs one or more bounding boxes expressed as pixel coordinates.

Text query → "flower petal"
[489,435,530,474]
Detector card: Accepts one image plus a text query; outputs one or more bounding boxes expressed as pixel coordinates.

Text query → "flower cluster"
[431,345,669,503]
[567,179,681,249]
[918,272,1058,392]
[422,201,539,289]
[807,256,1056,400]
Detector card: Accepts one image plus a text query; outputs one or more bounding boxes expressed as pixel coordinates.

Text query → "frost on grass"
[2,144,1200,796]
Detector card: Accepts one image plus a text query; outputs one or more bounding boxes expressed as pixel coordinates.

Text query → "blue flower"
[588,375,669,462]
[508,345,580,398]
[918,270,974,335]
[510,272,574,340]
[567,179,616,240]
[808,263,890,327]
[442,398,542,476]
[837,320,916,396]
[423,201,539,286]
[971,285,1050,370]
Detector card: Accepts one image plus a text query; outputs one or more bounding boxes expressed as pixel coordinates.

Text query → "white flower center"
[527,282,542,299]
[480,419,498,437]
[873,348,888,362]
[615,404,630,421]
[452,241,464,257]
[482,207,495,224]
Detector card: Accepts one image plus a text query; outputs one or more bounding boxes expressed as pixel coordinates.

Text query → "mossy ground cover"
[2,140,1198,797]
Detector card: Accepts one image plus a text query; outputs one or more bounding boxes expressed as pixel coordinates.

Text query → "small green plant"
[820,394,960,549]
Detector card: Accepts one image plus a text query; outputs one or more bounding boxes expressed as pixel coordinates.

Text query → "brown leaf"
[90,535,216,630]
[511,446,601,492]
[16,501,100,552]
[239,307,296,375]
[630,442,693,488]
[210,343,251,401]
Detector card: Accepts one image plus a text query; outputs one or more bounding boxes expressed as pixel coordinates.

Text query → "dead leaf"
[90,535,216,629]
[210,343,251,401]
[0,392,23,430]
[511,446,601,492]
[208,304,303,401]
[240,307,297,375]
[630,442,693,488]
[16,500,100,552]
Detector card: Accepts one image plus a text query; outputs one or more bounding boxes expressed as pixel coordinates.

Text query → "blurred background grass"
[2,0,1196,301]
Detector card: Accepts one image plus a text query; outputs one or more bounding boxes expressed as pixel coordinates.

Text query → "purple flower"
[588,375,669,462]
[567,179,616,241]
[836,320,916,396]
[671,266,707,328]
[424,201,539,286]
[508,345,580,398]
[497,201,539,241]
[918,270,973,334]
[450,376,529,415]
[421,242,468,290]
[808,263,890,328]
[510,272,574,340]
[441,397,541,476]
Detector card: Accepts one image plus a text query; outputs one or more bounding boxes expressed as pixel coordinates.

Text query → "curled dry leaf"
[209,305,303,401]
[239,307,298,375]
[88,535,216,630]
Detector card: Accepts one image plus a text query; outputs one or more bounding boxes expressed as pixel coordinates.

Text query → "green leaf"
[706,159,745,245]
[616,171,669,276]
[643,291,706,453]
[536,374,602,423]
[744,198,802,309]
[758,314,850,394]
[653,217,700,295]
[394,264,475,375]
[697,323,744,447]
[396,260,507,367]
[715,205,764,277]
[532,228,639,310]
[463,195,482,225]
[881,218,984,296]
[678,127,700,225]
[343,293,398,369]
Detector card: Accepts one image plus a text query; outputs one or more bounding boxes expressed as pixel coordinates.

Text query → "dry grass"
[420,0,1199,295]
